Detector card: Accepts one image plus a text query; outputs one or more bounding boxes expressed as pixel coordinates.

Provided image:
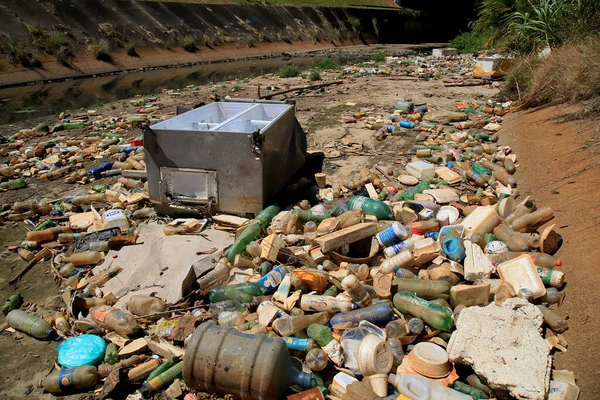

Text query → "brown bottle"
[39,366,98,394]
[26,226,72,242]
[40,166,72,181]
[480,160,517,187]
[127,359,161,382]
[54,311,71,334]
[463,169,489,187]
[511,207,554,232]
[13,200,52,215]
[61,251,104,266]
[504,158,516,174]
[71,193,106,206]
[504,198,536,226]
[126,295,167,316]
[98,355,146,378]
[493,224,530,252]
[126,158,144,170]
[89,265,123,287]
[113,161,133,170]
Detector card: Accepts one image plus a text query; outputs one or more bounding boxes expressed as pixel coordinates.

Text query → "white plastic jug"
[102,209,129,231]
[497,254,546,298]
[406,161,435,180]
[388,374,472,400]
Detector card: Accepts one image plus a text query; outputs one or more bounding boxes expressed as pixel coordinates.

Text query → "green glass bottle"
[452,381,490,399]
[347,196,393,220]
[208,285,256,304]
[291,209,332,223]
[472,163,492,176]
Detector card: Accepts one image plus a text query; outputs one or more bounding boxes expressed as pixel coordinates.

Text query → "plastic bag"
[57,334,106,368]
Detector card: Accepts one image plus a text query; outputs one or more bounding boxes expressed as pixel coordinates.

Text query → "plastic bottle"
[70,193,106,206]
[504,199,536,226]
[462,169,488,187]
[197,259,231,291]
[388,374,472,400]
[183,322,313,399]
[58,233,84,243]
[13,200,52,215]
[225,205,280,263]
[442,236,465,262]
[511,207,554,231]
[504,158,516,174]
[40,166,72,181]
[54,311,71,334]
[342,275,372,307]
[209,286,256,304]
[104,343,118,364]
[393,292,453,331]
[217,311,247,327]
[394,279,451,300]
[452,381,490,399]
[410,219,440,234]
[2,293,22,315]
[257,265,292,294]
[132,207,156,218]
[400,121,416,129]
[480,160,517,187]
[304,221,317,233]
[147,359,176,382]
[376,222,411,247]
[388,337,404,369]
[283,337,317,351]
[7,310,57,340]
[380,250,415,272]
[329,301,394,328]
[127,295,167,316]
[538,287,562,304]
[39,366,98,394]
[272,312,330,337]
[408,317,425,334]
[386,320,408,338]
[292,209,332,223]
[88,241,109,252]
[300,294,357,312]
[536,266,565,288]
[493,224,530,252]
[128,359,161,382]
[26,226,72,242]
[89,265,122,287]
[0,178,27,190]
[98,355,146,378]
[89,305,139,337]
[61,251,104,266]
[140,361,184,397]
[348,196,393,220]
[383,235,424,257]
[401,181,430,201]
[305,348,328,371]
[537,305,568,333]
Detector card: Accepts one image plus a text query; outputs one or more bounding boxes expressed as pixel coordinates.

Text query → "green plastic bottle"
[472,163,492,176]
[208,287,253,304]
[140,360,183,397]
[2,293,22,315]
[401,181,429,201]
[393,291,454,331]
[146,359,176,382]
[306,324,334,347]
[63,122,88,130]
[225,205,280,263]
[0,178,27,190]
[104,343,118,364]
[291,209,332,223]
[347,196,393,220]
[209,282,262,299]
[452,381,490,399]
[35,219,55,231]
[323,286,338,297]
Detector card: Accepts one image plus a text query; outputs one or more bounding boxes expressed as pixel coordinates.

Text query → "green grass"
[316,58,340,70]
[370,51,386,62]
[180,35,197,52]
[450,31,490,53]
[309,70,322,81]
[277,64,301,78]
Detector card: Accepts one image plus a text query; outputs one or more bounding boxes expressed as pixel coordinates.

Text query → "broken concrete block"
[447,298,551,400]
[450,283,491,308]
[463,240,495,281]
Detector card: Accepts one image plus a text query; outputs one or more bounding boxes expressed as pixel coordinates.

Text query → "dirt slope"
[500,106,600,399]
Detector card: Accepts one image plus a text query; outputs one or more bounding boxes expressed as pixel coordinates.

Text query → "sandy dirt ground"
[0,51,597,399]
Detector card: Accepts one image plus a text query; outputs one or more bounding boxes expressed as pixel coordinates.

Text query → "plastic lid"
[407,342,452,379]
[357,334,394,376]
[399,175,419,186]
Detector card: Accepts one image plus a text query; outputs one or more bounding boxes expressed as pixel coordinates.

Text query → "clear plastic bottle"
[388,337,404,369]
[61,251,104,266]
[272,312,330,337]
[386,319,408,338]
[197,258,231,291]
[341,275,372,308]
[394,278,451,300]
[217,311,247,327]
[304,221,317,233]
[126,295,167,316]
[305,348,328,371]
[300,294,356,312]
[380,250,415,272]
[7,310,57,340]
[54,311,71,334]
[89,305,139,337]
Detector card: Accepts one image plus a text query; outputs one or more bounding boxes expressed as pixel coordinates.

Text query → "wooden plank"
[260,233,285,262]
[314,222,378,253]
[365,183,379,200]
[212,214,250,228]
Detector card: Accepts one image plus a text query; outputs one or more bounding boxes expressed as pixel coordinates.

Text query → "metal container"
[144,99,307,215]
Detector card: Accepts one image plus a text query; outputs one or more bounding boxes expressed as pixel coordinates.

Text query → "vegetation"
[26,24,72,63]
[86,39,111,61]
[309,70,322,81]
[0,36,41,68]
[126,43,139,57]
[180,35,197,52]
[370,51,386,62]
[451,31,491,53]
[348,16,361,32]
[316,58,340,70]
[277,65,301,78]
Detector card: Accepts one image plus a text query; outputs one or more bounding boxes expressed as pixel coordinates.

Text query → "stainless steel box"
[143,100,307,215]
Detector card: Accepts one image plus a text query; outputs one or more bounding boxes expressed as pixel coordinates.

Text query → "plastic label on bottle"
[285,337,311,351]
[58,368,75,391]
[257,267,286,294]
[91,305,114,324]
[376,225,402,248]
[22,316,37,334]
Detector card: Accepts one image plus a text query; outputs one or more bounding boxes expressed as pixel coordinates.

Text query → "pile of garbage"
[0,54,576,400]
